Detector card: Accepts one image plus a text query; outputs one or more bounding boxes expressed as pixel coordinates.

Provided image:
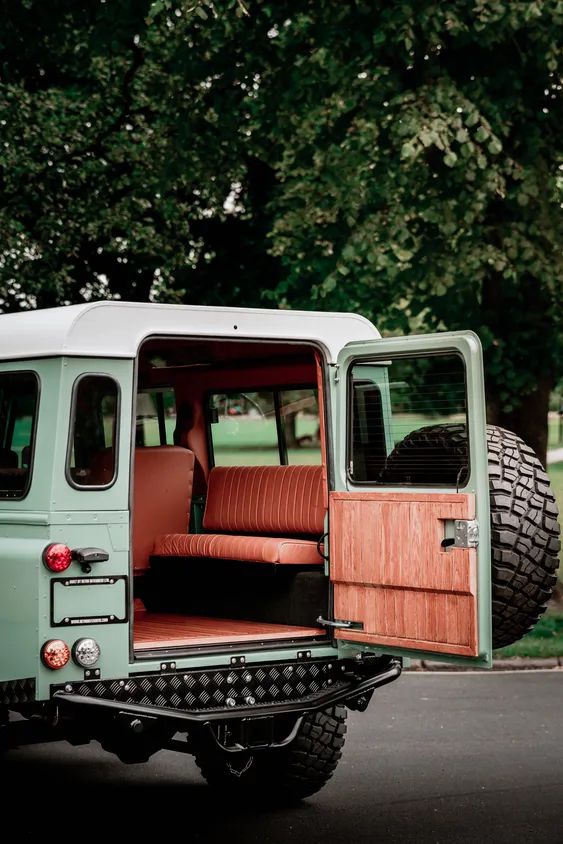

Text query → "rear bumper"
[53,656,401,729]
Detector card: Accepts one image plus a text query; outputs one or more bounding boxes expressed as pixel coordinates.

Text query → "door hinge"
[442,519,479,549]
[331,364,340,383]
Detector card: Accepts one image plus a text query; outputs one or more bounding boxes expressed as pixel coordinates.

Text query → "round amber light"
[41,639,71,670]
[43,543,73,573]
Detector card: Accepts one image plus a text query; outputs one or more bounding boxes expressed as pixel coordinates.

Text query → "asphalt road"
[4,672,562,843]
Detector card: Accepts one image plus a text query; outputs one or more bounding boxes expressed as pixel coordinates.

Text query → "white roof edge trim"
[0,301,381,363]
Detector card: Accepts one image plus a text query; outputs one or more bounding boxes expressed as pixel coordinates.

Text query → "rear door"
[330,332,491,667]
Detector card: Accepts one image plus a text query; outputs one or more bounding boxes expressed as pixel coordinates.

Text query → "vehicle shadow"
[5,739,563,843]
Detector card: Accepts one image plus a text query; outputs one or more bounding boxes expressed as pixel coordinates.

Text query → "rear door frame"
[330,331,492,668]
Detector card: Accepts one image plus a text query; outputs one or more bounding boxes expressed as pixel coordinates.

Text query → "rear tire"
[381,424,560,648]
[194,705,347,801]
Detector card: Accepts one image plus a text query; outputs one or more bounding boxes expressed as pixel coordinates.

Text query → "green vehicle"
[0,302,559,798]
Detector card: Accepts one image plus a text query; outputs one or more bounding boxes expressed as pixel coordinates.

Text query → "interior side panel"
[330,491,478,656]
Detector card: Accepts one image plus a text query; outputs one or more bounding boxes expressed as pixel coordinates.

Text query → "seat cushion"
[153,532,324,565]
[203,465,325,535]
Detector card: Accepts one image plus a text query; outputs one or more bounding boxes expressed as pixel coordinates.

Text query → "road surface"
[4,672,562,842]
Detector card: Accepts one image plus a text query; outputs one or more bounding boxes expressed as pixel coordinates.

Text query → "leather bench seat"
[154,464,325,566]
[154,533,323,565]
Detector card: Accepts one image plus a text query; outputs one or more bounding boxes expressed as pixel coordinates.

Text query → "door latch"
[317,617,364,631]
[442,519,479,550]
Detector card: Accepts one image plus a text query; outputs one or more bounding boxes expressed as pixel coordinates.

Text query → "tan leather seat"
[154,464,325,566]
[154,533,323,565]
[132,446,195,575]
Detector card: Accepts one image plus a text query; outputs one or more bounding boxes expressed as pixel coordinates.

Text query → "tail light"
[43,543,73,573]
[72,638,101,668]
[41,639,71,670]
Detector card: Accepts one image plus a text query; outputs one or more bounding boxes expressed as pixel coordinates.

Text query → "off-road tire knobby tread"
[194,705,347,801]
[487,426,560,647]
[382,423,560,648]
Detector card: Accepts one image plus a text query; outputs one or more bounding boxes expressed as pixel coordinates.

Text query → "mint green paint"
[0,356,133,697]
[130,642,339,676]
[35,518,131,699]
[332,331,492,669]
[0,534,42,681]
[0,513,50,526]
[49,357,134,514]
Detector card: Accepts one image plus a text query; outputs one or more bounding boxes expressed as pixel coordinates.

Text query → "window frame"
[65,372,121,491]
[0,369,40,501]
[346,350,471,488]
[206,382,320,468]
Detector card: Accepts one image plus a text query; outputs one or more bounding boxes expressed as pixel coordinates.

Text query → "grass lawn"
[548,412,562,448]
[547,460,562,576]
[494,610,563,659]
[548,461,563,513]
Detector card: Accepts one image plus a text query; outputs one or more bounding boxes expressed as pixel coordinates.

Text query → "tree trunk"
[486,374,553,468]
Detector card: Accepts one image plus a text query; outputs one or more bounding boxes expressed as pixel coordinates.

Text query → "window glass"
[349,354,468,486]
[280,388,321,465]
[68,375,119,487]
[136,389,177,446]
[211,391,279,466]
[210,387,321,467]
[0,372,39,499]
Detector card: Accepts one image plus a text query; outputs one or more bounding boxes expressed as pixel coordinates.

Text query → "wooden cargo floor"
[133,611,326,650]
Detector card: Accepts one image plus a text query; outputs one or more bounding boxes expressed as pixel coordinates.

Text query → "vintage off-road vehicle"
[0,302,560,797]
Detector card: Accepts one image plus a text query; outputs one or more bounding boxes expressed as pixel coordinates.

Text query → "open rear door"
[330,332,492,667]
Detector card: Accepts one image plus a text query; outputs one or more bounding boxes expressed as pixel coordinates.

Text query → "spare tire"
[381,424,561,648]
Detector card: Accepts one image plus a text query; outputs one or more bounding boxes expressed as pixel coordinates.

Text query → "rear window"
[0,371,39,499]
[67,375,119,488]
[349,353,469,486]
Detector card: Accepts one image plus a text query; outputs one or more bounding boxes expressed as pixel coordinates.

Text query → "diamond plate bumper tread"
[55,659,339,713]
[1,678,36,706]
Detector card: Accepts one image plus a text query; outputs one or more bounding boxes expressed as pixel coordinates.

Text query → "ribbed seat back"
[203,465,325,536]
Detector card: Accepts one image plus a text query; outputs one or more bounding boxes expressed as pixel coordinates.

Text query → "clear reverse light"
[72,638,101,668]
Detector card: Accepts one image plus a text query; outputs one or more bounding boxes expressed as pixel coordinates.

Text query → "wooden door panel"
[330,491,478,656]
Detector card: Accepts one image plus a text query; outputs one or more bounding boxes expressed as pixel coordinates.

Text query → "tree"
[0,1,263,309]
[1,1,561,463]
[239,2,562,465]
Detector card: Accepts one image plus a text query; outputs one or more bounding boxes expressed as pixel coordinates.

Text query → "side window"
[0,371,39,499]
[350,377,387,482]
[209,387,321,466]
[210,391,280,466]
[279,388,321,465]
[136,388,176,447]
[67,375,119,488]
[349,354,468,486]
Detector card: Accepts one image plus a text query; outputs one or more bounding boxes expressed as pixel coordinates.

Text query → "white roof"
[0,301,380,363]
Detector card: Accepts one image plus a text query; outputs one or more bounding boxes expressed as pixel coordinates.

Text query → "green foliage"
[0,0,257,308]
[248,3,562,416]
[0,1,561,438]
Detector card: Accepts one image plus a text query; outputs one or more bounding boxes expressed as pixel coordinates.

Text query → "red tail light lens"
[41,639,71,670]
[43,543,73,573]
